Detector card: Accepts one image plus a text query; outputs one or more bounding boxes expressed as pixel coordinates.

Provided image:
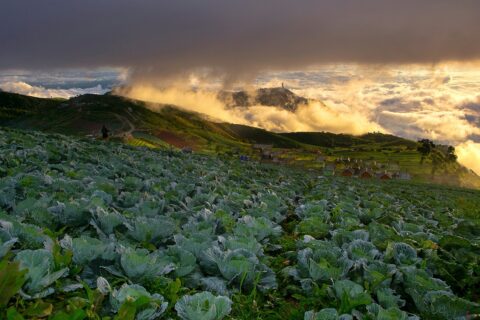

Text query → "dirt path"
[113,114,135,137]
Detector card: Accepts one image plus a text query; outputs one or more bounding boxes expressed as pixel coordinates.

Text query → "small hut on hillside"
[360,170,373,179]
[378,172,392,180]
[341,168,354,177]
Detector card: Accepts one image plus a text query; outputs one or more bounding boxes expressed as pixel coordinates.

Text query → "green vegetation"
[0,92,64,121]
[218,124,308,149]
[0,91,479,189]
[0,92,249,153]
[1,127,480,319]
[279,132,417,149]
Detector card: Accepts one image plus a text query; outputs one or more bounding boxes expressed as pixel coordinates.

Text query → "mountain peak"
[218,87,308,112]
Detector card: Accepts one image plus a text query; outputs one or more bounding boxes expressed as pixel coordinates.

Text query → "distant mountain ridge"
[218,87,309,112]
[0,90,410,149]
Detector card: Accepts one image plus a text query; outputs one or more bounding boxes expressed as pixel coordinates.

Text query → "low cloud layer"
[457,141,480,175]
[117,83,382,135]
[0,81,108,99]
[2,1,480,79]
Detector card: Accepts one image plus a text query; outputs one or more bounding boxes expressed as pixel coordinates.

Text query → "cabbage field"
[1,127,480,320]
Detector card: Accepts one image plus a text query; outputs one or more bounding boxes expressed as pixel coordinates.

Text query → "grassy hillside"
[280,132,417,149]
[0,91,479,189]
[0,92,249,153]
[280,132,368,147]
[0,91,64,121]
[217,123,310,149]
[0,127,479,319]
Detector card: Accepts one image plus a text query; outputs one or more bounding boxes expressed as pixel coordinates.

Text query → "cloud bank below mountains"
[117,83,382,135]
[118,65,480,174]
[2,0,480,79]
[457,141,480,176]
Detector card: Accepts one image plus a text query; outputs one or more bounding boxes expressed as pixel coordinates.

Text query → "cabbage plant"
[0,238,17,258]
[15,249,68,298]
[304,309,352,320]
[126,216,176,245]
[110,283,168,320]
[234,215,282,241]
[210,248,277,292]
[70,235,117,265]
[289,246,352,287]
[175,291,232,320]
[332,280,372,314]
[120,248,175,282]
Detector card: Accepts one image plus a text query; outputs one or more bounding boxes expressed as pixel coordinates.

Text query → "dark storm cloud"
[2,0,480,78]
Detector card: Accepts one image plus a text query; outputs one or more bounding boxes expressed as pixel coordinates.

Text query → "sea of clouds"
[0,69,125,99]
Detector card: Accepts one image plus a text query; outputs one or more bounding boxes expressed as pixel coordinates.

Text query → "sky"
[1,1,480,173]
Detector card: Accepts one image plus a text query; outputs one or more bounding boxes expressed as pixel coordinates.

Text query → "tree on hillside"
[441,146,458,174]
[430,150,445,176]
[446,146,458,162]
[429,145,458,176]
[417,139,435,164]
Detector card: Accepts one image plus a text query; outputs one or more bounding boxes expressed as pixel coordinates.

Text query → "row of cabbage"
[0,127,479,319]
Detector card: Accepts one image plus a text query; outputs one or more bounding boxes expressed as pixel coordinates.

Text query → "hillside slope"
[1,90,479,189]
[0,91,316,151]
[0,91,413,150]
[0,127,479,319]
[0,92,247,152]
[280,132,418,149]
[0,91,64,120]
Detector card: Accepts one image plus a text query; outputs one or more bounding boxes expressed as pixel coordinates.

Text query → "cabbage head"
[175,291,232,320]
[110,283,168,320]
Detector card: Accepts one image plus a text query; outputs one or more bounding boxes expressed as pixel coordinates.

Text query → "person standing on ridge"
[101,125,110,139]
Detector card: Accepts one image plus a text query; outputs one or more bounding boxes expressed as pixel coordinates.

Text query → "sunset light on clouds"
[1,0,480,174]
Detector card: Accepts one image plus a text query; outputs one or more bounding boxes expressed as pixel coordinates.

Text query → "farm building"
[341,168,354,177]
[360,170,373,179]
[378,172,392,180]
